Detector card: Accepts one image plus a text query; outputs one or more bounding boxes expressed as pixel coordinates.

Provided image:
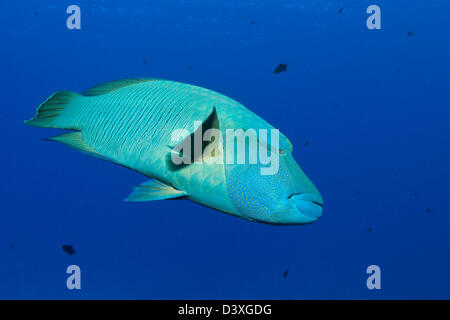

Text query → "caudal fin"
[24,90,82,129]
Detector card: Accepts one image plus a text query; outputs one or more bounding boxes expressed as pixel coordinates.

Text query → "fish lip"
[288,193,323,207]
[288,193,323,220]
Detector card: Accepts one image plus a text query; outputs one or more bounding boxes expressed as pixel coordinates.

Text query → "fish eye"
[279,149,285,155]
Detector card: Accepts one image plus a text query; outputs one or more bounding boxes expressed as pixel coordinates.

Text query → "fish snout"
[289,193,323,222]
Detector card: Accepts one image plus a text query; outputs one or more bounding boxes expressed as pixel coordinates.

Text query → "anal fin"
[125,179,187,202]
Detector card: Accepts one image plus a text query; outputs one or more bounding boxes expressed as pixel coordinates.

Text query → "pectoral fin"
[124,179,187,202]
[167,107,221,170]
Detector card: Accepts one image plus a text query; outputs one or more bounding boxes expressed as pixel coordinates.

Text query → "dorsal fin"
[83,78,158,96]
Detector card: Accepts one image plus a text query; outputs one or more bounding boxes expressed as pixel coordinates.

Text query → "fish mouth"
[288,193,323,221]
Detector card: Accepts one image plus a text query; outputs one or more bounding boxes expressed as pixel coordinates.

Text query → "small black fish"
[366,227,373,232]
[355,191,361,195]
[10,244,15,249]
[333,104,339,109]
[143,58,148,64]
[397,68,403,73]
[274,63,288,74]
[62,244,76,256]
[425,208,432,213]
[304,141,310,146]
[34,11,39,17]
[407,31,414,37]
[337,8,343,13]
[187,66,192,71]
[250,20,255,25]
[283,269,289,278]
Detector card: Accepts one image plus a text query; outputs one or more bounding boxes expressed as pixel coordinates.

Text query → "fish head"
[225,132,323,225]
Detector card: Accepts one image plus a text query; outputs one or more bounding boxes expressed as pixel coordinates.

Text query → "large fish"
[25,78,323,225]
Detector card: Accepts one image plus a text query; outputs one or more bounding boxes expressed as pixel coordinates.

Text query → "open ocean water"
[0,0,449,299]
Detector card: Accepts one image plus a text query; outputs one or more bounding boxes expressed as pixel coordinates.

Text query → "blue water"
[1,0,449,299]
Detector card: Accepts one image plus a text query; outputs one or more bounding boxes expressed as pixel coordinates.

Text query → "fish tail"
[24,90,84,130]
